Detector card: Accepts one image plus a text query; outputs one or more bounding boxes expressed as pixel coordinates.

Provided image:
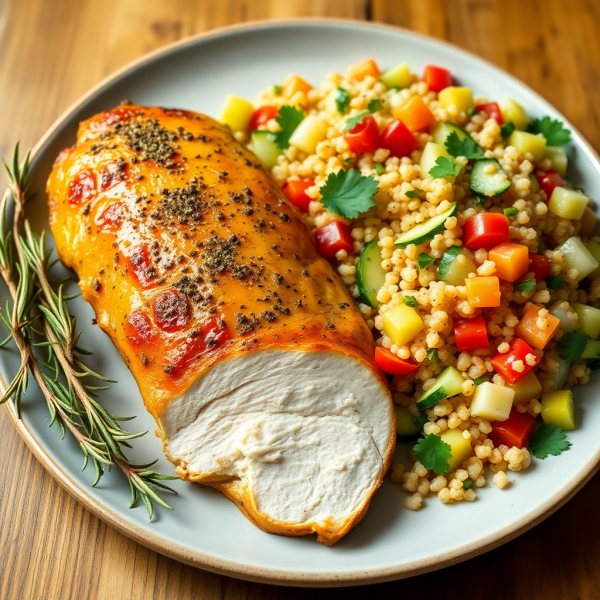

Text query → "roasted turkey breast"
[46,104,395,544]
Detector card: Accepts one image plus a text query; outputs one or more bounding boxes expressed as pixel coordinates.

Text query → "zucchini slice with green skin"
[356,240,386,308]
[395,203,457,247]
[416,366,464,411]
[251,131,281,168]
[470,158,511,197]
[432,122,471,146]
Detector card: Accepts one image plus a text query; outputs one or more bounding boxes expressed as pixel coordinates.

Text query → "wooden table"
[1,1,600,598]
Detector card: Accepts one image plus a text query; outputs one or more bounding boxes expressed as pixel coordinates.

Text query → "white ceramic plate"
[5,19,600,587]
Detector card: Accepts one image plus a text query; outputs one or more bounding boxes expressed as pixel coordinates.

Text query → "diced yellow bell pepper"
[508,130,546,161]
[382,303,424,347]
[500,99,530,131]
[544,146,568,177]
[572,303,600,339]
[380,62,412,89]
[548,187,588,220]
[220,95,255,132]
[507,371,543,404]
[440,429,473,472]
[470,381,514,421]
[541,390,575,431]
[289,115,327,154]
[438,86,474,113]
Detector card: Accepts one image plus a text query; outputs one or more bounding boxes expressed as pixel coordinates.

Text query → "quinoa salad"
[219,59,600,511]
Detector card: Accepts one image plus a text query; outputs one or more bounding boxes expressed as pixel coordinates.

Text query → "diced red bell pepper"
[314,221,354,260]
[464,213,510,251]
[453,315,489,352]
[529,254,550,281]
[475,102,504,124]
[491,338,540,385]
[380,119,417,159]
[535,171,565,199]
[375,347,419,376]
[344,115,380,154]
[423,65,452,93]
[249,105,278,131]
[489,407,537,449]
[283,180,313,213]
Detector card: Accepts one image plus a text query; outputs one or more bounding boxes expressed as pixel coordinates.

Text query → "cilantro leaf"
[413,434,452,475]
[444,131,484,159]
[319,169,378,218]
[528,116,571,146]
[468,107,477,117]
[429,156,461,179]
[500,122,515,138]
[335,87,350,114]
[514,279,535,292]
[343,158,354,164]
[405,188,423,198]
[559,330,589,364]
[427,349,437,362]
[404,295,419,307]
[463,478,473,490]
[546,275,564,290]
[503,207,518,217]
[417,253,435,269]
[576,186,586,194]
[273,85,282,96]
[367,99,382,112]
[412,413,429,432]
[528,424,571,459]
[274,105,305,149]
[344,111,369,132]
[473,375,489,385]
[472,196,486,206]
[374,162,385,175]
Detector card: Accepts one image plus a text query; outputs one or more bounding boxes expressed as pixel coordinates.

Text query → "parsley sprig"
[528,116,571,146]
[500,122,515,138]
[405,188,423,199]
[514,279,535,292]
[429,156,461,179]
[559,330,589,364]
[274,105,304,149]
[319,169,378,219]
[344,99,382,132]
[335,88,350,114]
[413,434,452,475]
[444,131,484,160]
[528,424,571,459]
[417,253,434,269]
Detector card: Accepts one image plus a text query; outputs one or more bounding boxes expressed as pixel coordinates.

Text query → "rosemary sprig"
[0,144,178,518]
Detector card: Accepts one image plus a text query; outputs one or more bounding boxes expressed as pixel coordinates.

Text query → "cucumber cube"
[380,62,412,89]
[544,146,568,177]
[431,122,470,146]
[438,87,474,113]
[395,406,419,437]
[548,187,588,220]
[439,429,473,472]
[220,95,255,132]
[251,131,281,168]
[572,303,600,339]
[289,115,327,154]
[508,130,546,161]
[549,300,579,333]
[470,382,514,421]
[541,390,575,431]
[558,236,599,281]
[382,303,424,347]
[500,99,530,131]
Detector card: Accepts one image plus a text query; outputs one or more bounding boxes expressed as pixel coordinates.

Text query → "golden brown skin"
[47,105,394,544]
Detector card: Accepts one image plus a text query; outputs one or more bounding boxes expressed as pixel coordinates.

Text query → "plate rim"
[4,16,600,587]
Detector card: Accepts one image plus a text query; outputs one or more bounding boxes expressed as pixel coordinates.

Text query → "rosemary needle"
[0,144,178,519]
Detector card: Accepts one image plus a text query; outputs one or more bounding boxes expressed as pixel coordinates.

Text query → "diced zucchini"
[439,429,473,472]
[382,303,424,347]
[541,390,575,431]
[548,187,588,220]
[500,99,529,131]
[582,339,600,360]
[289,115,326,154]
[544,146,568,177]
[395,406,419,438]
[380,62,412,89]
[549,300,579,333]
[584,241,600,278]
[416,366,464,410]
[220,95,255,132]
[356,240,386,308]
[469,381,514,421]
[395,203,458,247]
[470,158,510,197]
[506,371,543,404]
[437,246,477,285]
[572,303,600,339]
[508,130,546,161]
[580,207,598,239]
[558,236,599,282]
[431,122,470,146]
[251,131,282,169]
[438,87,474,113]
[419,142,456,182]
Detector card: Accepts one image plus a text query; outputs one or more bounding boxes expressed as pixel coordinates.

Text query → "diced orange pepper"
[465,276,501,308]
[488,242,529,282]
[515,304,560,350]
[348,58,381,81]
[282,74,313,98]
[392,95,437,131]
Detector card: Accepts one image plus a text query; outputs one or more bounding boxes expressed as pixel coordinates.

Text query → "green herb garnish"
[444,131,484,160]
[528,116,571,146]
[427,349,438,362]
[500,122,515,138]
[374,162,385,175]
[319,169,378,218]
[404,295,419,307]
[335,87,350,114]
[528,424,571,459]
[405,188,423,199]
[559,330,589,364]
[473,375,489,385]
[367,98,382,112]
[413,434,452,475]
[514,279,535,292]
[417,253,435,269]
[503,207,518,217]
[274,105,305,149]
[429,156,461,179]
[545,275,564,290]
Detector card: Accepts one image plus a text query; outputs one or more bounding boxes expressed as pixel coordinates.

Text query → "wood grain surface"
[1,1,600,598]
